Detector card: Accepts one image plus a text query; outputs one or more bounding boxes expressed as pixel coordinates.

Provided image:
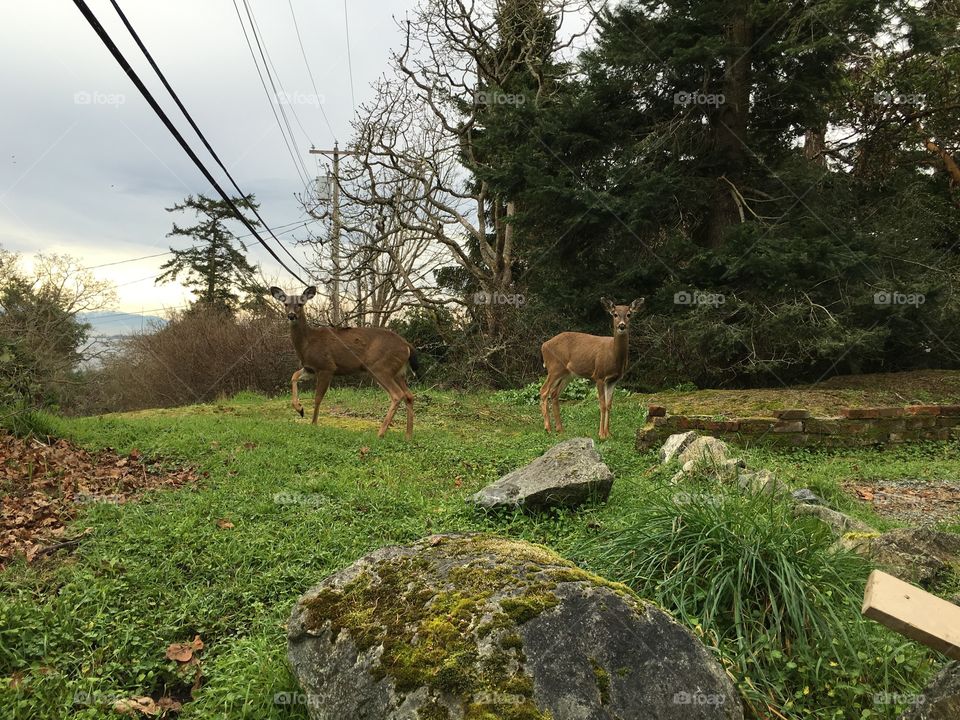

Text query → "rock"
[287,534,743,720]
[648,405,667,418]
[898,662,960,720]
[677,436,730,467]
[470,438,613,511]
[793,504,875,536]
[791,488,824,505]
[660,431,699,463]
[738,469,785,496]
[842,528,960,585]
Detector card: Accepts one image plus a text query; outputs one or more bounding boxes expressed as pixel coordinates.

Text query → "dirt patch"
[843,479,960,527]
[0,433,198,565]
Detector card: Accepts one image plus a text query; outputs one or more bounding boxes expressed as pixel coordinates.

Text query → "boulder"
[659,431,699,463]
[677,436,730,468]
[470,438,613,511]
[898,662,960,720]
[287,534,744,720]
[841,528,960,585]
[793,504,875,536]
[737,469,785,497]
[791,488,824,505]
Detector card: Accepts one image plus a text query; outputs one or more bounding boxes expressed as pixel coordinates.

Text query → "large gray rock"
[677,436,730,468]
[470,438,613,511]
[287,534,744,720]
[791,488,824,506]
[842,528,960,585]
[793,504,875,536]
[899,662,960,720]
[660,431,699,463]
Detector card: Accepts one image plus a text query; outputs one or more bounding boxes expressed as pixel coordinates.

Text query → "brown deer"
[270,286,418,439]
[539,297,644,439]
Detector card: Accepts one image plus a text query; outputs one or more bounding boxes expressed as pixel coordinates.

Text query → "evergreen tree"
[157,194,264,314]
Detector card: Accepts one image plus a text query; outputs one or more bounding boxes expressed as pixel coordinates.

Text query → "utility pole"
[309,142,354,326]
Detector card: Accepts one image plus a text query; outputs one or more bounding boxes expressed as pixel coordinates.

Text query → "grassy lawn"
[1,383,958,719]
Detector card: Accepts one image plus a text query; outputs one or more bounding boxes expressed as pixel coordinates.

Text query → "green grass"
[0,386,957,719]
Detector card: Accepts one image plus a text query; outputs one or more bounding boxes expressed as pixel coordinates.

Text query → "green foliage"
[157,194,265,314]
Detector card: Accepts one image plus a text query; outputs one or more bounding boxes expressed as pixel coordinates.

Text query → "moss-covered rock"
[287,533,742,719]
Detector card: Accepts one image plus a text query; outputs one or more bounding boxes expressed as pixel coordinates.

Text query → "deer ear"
[600,297,615,313]
[630,297,645,311]
[301,286,317,301]
[269,286,287,302]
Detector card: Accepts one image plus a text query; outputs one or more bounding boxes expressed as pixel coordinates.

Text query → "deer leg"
[539,374,556,432]
[311,372,332,425]
[552,376,571,433]
[397,375,414,440]
[376,376,404,438]
[603,382,615,438]
[291,368,305,417]
[596,381,608,440]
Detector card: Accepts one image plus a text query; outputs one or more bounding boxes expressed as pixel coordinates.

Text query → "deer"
[539,297,644,440]
[270,286,418,439]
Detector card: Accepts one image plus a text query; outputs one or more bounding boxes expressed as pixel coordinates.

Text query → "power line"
[233,0,313,185]
[107,0,317,281]
[82,217,319,271]
[287,0,335,140]
[342,0,357,112]
[71,0,308,285]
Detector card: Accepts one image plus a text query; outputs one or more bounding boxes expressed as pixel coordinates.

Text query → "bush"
[76,308,297,414]
[575,485,937,718]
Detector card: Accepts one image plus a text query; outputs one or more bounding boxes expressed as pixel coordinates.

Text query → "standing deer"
[270,286,418,439]
[539,297,644,439]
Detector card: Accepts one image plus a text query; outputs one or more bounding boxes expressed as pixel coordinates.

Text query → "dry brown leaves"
[0,432,197,565]
[845,479,960,526]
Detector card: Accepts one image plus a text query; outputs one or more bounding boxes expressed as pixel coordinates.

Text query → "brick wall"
[636,405,960,451]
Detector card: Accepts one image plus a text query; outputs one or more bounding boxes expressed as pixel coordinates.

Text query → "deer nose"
[618,322,626,330]
[287,312,297,321]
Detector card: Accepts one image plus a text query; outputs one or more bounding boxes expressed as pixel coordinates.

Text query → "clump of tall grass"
[574,486,937,718]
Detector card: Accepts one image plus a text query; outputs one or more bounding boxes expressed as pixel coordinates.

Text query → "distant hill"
[81,311,166,338]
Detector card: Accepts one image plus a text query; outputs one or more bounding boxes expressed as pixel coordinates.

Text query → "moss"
[590,657,610,705]
[500,592,560,624]
[299,535,573,718]
[842,531,881,541]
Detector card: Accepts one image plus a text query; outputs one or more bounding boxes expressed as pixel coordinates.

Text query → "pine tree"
[157,194,264,314]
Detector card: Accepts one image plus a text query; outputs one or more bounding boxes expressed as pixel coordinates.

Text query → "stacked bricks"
[637,404,960,451]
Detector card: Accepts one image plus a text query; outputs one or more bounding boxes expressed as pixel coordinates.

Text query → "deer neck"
[290,308,312,356]
[612,331,629,373]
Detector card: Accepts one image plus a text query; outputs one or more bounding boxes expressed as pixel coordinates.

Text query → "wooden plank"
[862,570,960,660]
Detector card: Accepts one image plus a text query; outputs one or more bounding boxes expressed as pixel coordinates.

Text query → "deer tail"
[408,347,420,377]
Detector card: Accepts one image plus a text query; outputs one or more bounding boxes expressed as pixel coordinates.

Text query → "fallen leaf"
[113,696,160,715]
[216,519,234,529]
[166,643,194,663]
[157,697,182,711]
[358,446,370,458]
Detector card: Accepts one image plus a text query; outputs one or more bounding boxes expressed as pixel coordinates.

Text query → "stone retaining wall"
[636,405,960,451]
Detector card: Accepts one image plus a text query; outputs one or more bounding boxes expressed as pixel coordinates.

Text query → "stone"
[647,405,667,418]
[287,534,744,720]
[898,662,960,720]
[470,438,613,511]
[775,409,811,420]
[737,469,784,496]
[791,488,824,505]
[659,431,700,463]
[773,420,804,433]
[793,504,875,536]
[677,436,730,467]
[843,528,960,585]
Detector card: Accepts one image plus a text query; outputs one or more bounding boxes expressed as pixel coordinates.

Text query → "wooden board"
[862,570,960,660]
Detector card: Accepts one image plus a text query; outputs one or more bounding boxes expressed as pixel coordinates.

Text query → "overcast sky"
[0,0,414,313]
